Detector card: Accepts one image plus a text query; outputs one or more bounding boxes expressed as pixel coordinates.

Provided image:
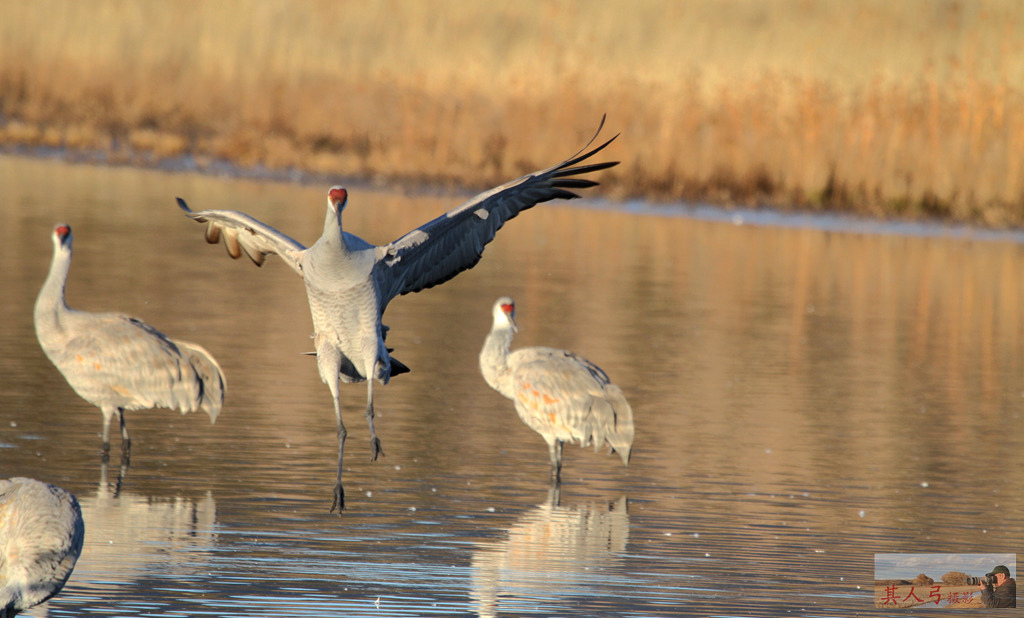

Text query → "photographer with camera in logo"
[977,565,1016,608]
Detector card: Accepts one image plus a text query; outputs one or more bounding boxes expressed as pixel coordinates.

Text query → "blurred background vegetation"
[2,0,1023,224]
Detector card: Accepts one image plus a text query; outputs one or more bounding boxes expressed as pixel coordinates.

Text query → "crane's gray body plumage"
[176,119,618,511]
[480,297,634,482]
[34,225,225,464]
[0,478,84,617]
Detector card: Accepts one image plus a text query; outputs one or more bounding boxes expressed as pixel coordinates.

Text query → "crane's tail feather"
[389,357,411,377]
[303,350,410,379]
[599,385,634,466]
[177,341,226,423]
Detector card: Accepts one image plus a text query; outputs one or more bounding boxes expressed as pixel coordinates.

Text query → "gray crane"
[0,478,85,617]
[479,297,634,483]
[35,224,225,465]
[176,119,617,511]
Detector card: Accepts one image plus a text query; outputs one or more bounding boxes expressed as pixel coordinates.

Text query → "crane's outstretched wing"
[373,118,619,308]
[176,198,307,276]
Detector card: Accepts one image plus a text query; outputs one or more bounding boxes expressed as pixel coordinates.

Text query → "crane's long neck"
[307,206,357,271]
[34,243,71,340]
[480,322,516,398]
[325,204,346,244]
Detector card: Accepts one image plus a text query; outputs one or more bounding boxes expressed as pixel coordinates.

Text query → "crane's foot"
[369,436,384,461]
[330,482,345,513]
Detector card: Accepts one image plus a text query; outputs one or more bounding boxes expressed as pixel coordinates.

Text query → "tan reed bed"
[2,0,1024,224]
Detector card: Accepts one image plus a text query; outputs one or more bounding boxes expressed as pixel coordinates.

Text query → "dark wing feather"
[373,119,618,307]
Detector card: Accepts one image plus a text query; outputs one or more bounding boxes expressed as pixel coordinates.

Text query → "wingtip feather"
[240,241,267,266]
[552,178,600,190]
[223,228,242,259]
[204,222,221,244]
[547,189,581,201]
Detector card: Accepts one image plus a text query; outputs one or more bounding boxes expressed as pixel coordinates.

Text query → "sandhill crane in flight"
[0,477,85,617]
[176,118,618,511]
[35,224,225,465]
[479,297,634,483]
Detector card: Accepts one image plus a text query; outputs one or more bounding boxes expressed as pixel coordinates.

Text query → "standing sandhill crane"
[479,297,634,483]
[0,478,85,617]
[176,119,617,511]
[35,224,225,465]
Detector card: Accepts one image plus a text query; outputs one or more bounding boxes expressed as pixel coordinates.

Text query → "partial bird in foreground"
[0,477,85,617]
[176,118,618,511]
[35,224,225,465]
[479,297,634,483]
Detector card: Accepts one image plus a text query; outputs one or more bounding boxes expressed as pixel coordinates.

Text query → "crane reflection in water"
[471,491,630,618]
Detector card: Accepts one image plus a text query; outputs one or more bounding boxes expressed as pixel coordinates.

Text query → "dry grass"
[2,1,1024,224]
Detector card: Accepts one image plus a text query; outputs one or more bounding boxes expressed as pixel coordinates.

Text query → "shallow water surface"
[1,155,1021,616]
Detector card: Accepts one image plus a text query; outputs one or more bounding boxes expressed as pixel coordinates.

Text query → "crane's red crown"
[328,187,347,205]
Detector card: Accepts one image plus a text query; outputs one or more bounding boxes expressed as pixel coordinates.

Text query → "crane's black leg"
[100,407,114,463]
[365,381,383,461]
[318,344,348,513]
[331,418,347,513]
[548,440,563,485]
[329,385,347,513]
[118,409,131,467]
